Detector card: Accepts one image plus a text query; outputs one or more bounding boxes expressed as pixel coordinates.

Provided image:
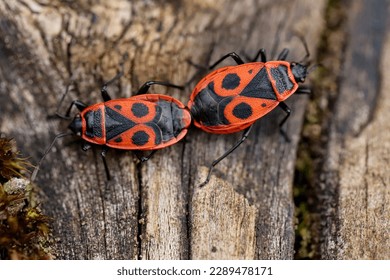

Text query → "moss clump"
[0,136,31,182]
[0,135,54,259]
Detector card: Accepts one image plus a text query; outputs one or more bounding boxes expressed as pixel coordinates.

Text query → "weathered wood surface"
[314,0,390,259]
[1,0,388,260]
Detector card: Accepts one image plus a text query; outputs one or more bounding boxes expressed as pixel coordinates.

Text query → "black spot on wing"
[131,131,149,146]
[114,136,122,143]
[222,73,241,90]
[131,102,149,118]
[232,102,252,119]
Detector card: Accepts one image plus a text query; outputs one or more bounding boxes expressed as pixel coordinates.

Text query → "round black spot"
[131,103,149,118]
[132,131,149,146]
[261,103,267,107]
[232,102,252,119]
[248,69,253,74]
[114,137,122,143]
[114,104,122,110]
[222,73,241,90]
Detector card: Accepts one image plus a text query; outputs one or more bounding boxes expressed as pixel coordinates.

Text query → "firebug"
[188,42,312,186]
[31,74,190,181]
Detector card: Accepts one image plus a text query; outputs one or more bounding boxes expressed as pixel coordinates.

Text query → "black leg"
[100,53,128,101]
[134,150,157,162]
[82,141,92,151]
[296,86,311,94]
[208,52,245,70]
[101,147,111,180]
[101,71,124,102]
[185,52,246,88]
[277,48,290,61]
[56,100,88,119]
[55,80,87,119]
[136,81,184,95]
[82,142,111,180]
[199,125,253,188]
[55,81,74,116]
[185,52,245,88]
[278,102,291,142]
[250,48,267,62]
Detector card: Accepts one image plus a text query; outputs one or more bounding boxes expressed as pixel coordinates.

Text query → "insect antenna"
[307,63,321,74]
[30,132,73,182]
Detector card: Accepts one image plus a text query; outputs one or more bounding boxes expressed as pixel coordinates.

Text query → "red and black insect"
[188,43,312,186]
[31,76,191,181]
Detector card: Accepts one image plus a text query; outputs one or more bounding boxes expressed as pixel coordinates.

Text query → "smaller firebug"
[31,73,190,181]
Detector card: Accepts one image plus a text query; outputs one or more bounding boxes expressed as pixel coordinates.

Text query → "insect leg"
[100,53,128,101]
[208,52,245,70]
[186,52,245,87]
[81,141,92,151]
[296,86,311,94]
[277,102,291,142]
[101,71,124,102]
[55,80,87,119]
[134,150,158,162]
[249,48,267,62]
[277,48,290,60]
[56,100,88,119]
[101,147,111,180]
[199,125,253,188]
[136,81,184,95]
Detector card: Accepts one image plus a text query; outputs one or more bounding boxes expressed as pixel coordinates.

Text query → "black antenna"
[307,63,321,74]
[30,132,73,182]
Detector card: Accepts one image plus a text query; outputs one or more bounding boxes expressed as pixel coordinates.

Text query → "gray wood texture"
[1,0,388,260]
[315,0,390,259]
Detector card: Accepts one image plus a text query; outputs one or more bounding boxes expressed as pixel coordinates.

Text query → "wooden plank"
[0,0,326,259]
[186,1,326,259]
[315,0,390,259]
[190,168,257,259]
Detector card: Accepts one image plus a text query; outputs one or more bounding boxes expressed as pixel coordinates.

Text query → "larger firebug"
[188,43,312,186]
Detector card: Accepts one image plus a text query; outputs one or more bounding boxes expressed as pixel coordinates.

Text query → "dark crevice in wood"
[180,141,191,259]
[293,0,347,259]
[135,161,143,260]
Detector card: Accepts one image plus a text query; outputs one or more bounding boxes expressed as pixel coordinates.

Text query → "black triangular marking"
[105,107,136,140]
[240,68,277,100]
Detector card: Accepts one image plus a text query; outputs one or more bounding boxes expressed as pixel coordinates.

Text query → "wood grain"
[1,0,327,259]
[314,0,390,259]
